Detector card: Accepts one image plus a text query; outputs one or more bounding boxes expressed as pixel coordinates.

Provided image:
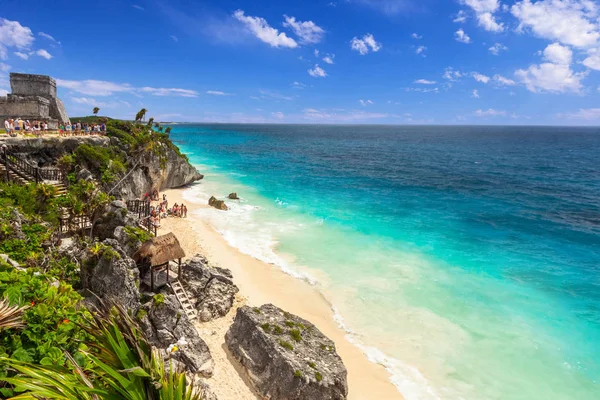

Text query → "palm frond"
[0,298,29,330]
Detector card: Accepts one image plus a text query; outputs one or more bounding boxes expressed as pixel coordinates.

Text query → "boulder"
[93,200,138,240]
[208,196,228,211]
[228,192,239,200]
[139,294,214,377]
[226,304,348,400]
[76,168,94,181]
[80,239,141,312]
[182,255,239,321]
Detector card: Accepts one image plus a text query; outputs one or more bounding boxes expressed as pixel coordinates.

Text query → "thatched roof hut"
[133,232,185,267]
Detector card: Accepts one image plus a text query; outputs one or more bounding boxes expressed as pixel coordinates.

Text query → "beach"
[160,187,403,400]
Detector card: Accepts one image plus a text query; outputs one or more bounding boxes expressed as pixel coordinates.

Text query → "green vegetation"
[124,226,152,246]
[261,323,272,333]
[294,370,303,378]
[279,340,294,351]
[315,371,323,382]
[308,361,317,369]
[273,325,283,335]
[289,329,302,343]
[284,320,295,328]
[253,307,261,314]
[153,293,165,307]
[136,309,148,321]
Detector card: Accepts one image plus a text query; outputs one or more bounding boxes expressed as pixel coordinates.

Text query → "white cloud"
[543,42,572,64]
[14,51,28,60]
[139,87,199,97]
[493,74,516,85]
[258,90,293,101]
[283,15,325,44]
[0,88,8,96]
[455,29,472,43]
[415,45,427,55]
[291,81,306,89]
[443,67,464,81]
[57,78,199,97]
[170,35,178,42]
[404,87,439,93]
[511,0,600,48]
[350,33,382,55]
[322,54,335,64]
[303,107,390,122]
[0,62,10,72]
[272,111,285,119]
[411,33,422,39]
[583,48,600,70]
[353,0,417,16]
[473,72,490,83]
[233,10,298,48]
[475,108,506,116]
[314,49,319,57]
[472,89,480,98]
[359,99,374,106]
[515,62,586,93]
[454,10,469,23]
[132,5,144,11]
[70,97,130,108]
[0,18,34,60]
[414,79,436,84]
[489,42,508,55]
[559,108,600,120]
[35,49,52,59]
[462,0,504,32]
[38,32,60,45]
[308,64,327,77]
[206,90,233,96]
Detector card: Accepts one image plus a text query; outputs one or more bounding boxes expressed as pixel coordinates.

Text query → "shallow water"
[170,124,600,400]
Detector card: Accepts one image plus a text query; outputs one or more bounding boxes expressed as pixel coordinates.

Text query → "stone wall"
[10,73,57,99]
[0,95,50,120]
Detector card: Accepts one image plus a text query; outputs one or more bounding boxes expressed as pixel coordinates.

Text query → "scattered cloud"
[308,64,327,77]
[511,0,599,48]
[14,51,28,60]
[170,35,178,42]
[314,49,319,57]
[453,10,468,23]
[283,15,325,44]
[475,108,506,117]
[350,33,382,55]
[558,108,600,120]
[411,33,422,39]
[353,0,419,16]
[132,5,144,11]
[415,45,427,56]
[515,42,586,93]
[493,74,516,85]
[38,32,60,45]
[0,62,10,72]
[0,18,34,60]
[70,97,131,108]
[57,78,199,97]
[404,87,439,93]
[272,111,285,119]
[414,79,436,84]
[443,67,464,81]
[206,90,233,96]
[583,48,600,70]
[258,90,293,101]
[455,29,472,44]
[473,72,490,83]
[461,0,504,32]
[303,107,390,122]
[35,49,52,59]
[359,99,374,106]
[233,10,297,48]
[291,81,306,89]
[489,42,508,55]
[472,89,480,98]
[322,54,335,64]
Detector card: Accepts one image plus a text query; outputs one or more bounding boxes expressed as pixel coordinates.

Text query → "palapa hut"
[133,232,185,291]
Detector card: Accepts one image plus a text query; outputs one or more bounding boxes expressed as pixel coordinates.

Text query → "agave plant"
[0,298,28,330]
[2,301,201,400]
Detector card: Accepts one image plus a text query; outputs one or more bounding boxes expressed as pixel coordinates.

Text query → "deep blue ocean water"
[169,124,600,400]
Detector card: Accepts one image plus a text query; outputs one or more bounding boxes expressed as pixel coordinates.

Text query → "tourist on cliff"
[3,119,11,135]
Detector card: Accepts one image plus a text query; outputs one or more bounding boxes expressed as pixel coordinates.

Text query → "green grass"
[289,329,302,342]
[279,340,294,351]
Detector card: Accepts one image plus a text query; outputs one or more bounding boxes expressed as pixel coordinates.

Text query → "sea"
[168,124,600,400]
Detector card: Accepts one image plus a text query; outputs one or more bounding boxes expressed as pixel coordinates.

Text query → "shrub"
[315,371,323,382]
[294,370,303,378]
[273,325,283,335]
[308,361,316,369]
[289,329,302,343]
[261,323,272,333]
[153,294,165,307]
[279,340,293,351]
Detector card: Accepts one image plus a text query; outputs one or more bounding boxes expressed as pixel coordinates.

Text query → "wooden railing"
[1,150,65,184]
[126,199,151,219]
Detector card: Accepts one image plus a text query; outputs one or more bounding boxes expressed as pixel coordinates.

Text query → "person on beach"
[182,204,187,218]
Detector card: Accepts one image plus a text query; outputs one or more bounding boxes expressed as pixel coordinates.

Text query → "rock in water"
[182,255,239,321]
[208,196,228,210]
[226,304,348,400]
[228,192,239,200]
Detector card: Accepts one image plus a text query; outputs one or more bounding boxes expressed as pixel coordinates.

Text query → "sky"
[0,0,599,125]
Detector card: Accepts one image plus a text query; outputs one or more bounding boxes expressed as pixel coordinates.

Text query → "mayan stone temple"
[0,72,69,129]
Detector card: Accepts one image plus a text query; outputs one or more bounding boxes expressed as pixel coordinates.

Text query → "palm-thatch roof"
[133,232,185,266]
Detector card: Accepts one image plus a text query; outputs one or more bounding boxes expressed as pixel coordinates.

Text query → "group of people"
[147,193,188,228]
[58,122,106,137]
[4,118,49,137]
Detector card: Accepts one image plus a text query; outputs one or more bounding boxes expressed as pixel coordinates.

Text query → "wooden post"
[150,266,154,292]
[178,258,182,280]
[34,168,40,184]
[166,262,170,285]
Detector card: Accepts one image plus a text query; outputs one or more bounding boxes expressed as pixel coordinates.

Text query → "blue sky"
[1,0,599,125]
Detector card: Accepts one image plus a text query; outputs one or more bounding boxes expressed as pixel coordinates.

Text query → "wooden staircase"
[169,280,197,321]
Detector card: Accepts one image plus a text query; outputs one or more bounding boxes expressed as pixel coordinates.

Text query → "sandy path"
[160,187,403,400]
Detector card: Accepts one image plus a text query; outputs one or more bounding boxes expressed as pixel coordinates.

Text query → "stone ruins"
[0,73,69,129]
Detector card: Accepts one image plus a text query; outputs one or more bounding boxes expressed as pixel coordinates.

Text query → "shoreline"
[160,186,403,400]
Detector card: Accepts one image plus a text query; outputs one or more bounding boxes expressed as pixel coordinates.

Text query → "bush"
[289,329,302,343]
[279,340,294,351]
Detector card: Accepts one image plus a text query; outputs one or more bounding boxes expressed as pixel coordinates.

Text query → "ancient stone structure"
[0,73,69,129]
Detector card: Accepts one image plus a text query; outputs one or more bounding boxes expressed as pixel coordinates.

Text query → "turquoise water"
[169,124,600,400]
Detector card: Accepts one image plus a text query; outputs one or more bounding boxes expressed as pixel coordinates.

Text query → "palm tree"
[165,127,172,135]
[2,302,202,399]
[0,298,28,330]
[92,107,100,116]
[147,117,154,127]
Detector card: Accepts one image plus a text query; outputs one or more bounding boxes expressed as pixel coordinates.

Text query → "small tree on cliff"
[93,107,100,116]
[165,126,172,135]
[135,108,148,123]
[147,117,154,127]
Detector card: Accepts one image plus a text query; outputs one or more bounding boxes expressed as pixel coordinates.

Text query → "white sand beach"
[160,187,403,400]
